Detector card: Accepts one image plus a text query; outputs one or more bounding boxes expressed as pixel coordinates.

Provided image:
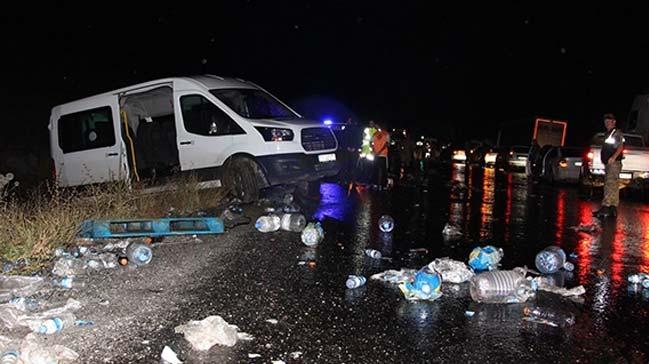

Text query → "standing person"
[593,113,624,218]
[372,122,390,189]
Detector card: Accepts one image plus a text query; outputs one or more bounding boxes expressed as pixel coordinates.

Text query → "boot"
[594,206,611,218]
[609,206,617,217]
[592,206,607,217]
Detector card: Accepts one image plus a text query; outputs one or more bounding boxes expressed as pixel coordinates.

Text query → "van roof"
[52,75,258,110]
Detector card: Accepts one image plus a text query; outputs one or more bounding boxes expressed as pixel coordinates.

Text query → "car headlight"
[255,127,294,141]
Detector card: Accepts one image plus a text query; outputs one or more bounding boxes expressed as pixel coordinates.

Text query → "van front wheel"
[224,158,260,203]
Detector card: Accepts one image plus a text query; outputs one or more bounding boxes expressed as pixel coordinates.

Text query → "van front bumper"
[255,152,340,186]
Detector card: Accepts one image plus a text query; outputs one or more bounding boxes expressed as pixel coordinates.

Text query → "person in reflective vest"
[361,121,377,159]
[372,122,390,189]
[593,113,624,218]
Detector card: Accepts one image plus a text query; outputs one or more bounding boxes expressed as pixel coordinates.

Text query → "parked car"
[540,147,586,184]
[580,132,649,190]
[504,145,529,171]
[49,75,339,202]
[483,147,506,168]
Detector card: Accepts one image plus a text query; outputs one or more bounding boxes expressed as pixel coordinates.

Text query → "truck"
[49,75,340,202]
[580,92,649,191]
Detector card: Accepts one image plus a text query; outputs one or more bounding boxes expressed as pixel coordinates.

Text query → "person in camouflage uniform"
[594,113,624,218]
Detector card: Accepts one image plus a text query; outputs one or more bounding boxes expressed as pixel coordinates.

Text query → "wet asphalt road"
[117,163,649,363]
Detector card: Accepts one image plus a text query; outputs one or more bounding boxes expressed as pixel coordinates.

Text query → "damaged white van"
[49,75,339,202]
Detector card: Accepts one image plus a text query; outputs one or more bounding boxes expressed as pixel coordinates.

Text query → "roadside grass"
[0,176,227,270]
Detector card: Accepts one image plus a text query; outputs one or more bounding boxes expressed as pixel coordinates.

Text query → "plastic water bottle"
[32,313,75,334]
[255,215,281,233]
[563,261,575,272]
[126,242,153,266]
[9,296,39,311]
[468,245,504,271]
[523,306,575,327]
[52,277,74,289]
[378,215,394,233]
[0,350,19,364]
[642,280,649,289]
[301,222,324,246]
[469,268,533,303]
[364,249,382,259]
[346,275,367,289]
[535,246,572,274]
[280,213,306,232]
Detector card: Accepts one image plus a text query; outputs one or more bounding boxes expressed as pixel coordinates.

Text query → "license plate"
[318,153,336,162]
[620,173,632,179]
[574,162,583,166]
[517,156,527,160]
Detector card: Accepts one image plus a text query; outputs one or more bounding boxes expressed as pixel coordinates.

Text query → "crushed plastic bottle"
[399,268,443,301]
[29,313,76,335]
[9,296,39,312]
[52,277,74,289]
[346,275,367,289]
[535,246,572,274]
[280,213,306,232]
[378,215,394,233]
[628,273,649,284]
[522,306,576,327]
[469,268,534,303]
[126,242,153,266]
[442,223,463,238]
[364,249,382,259]
[0,350,19,364]
[301,222,324,247]
[255,215,281,233]
[428,257,474,284]
[468,245,503,271]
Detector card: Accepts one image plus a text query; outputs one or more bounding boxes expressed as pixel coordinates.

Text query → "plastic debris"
[161,346,183,364]
[255,215,281,233]
[265,319,278,325]
[280,213,306,232]
[464,310,475,317]
[28,313,76,334]
[428,257,474,283]
[289,351,303,359]
[628,273,649,285]
[174,315,252,351]
[52,258,86,277]
[74,320,94,327]
[442,223,463,239]
[19,333,79,364]
[469,268,534,304]
[371,269,416,285]
[124,242,152,266]
[102,240,131,252]
[0,276,45,303]
[364,249,382,259]
[523,306,575,328]
[7,297,39,312]
[248,354,262,359]
[399,268,442,301]
[271,361,286,364]
[535,246,572,274]
[0,350,19,364]
[301,222,324,247]
[378,215,394,233]
[468,245,503,271]
[346,275,367,289]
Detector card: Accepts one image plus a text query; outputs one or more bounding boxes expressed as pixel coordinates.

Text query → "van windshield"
[210,88,298,119]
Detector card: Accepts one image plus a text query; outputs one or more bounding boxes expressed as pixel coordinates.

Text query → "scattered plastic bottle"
[74,320,95,327]
[563,261,575,272]
[346,275,367,289]
[255,215,281,233]
[535,246,572,274]
[31,313,76,334]
[378,215,394,233]
[126,242,153,266]
[469,268,534,303]
[0,350,19,364]
[52,277,74,289]
[522,306,576,327]
[468,245,504,271]
[364,249,382,259]
[301,222,325,247]
[642,280,649,289]
[628,273,649,284]
[9,296,39,312]
[280,213,306,232]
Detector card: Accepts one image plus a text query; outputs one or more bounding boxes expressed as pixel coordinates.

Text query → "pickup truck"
[580,132,649,189]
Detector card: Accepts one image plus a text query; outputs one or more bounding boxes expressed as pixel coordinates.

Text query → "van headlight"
[255,127,294,141]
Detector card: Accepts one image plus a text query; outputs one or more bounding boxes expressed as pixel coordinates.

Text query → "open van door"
[54,94,124,186]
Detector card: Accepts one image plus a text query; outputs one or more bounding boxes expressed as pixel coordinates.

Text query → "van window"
[58,106,115,153]
[180,95,245,136]
[210,88,297,119]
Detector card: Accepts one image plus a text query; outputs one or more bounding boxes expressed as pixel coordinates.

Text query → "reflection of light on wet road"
[610,228,624,287]
[642,213,649,271]
[479,168,495,240]
[576,201,593,286]
[504,173,513,241]
[555,189,566,245]
[314,183,351,222]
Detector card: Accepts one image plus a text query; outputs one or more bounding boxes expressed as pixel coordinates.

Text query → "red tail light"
[586,151,594,160]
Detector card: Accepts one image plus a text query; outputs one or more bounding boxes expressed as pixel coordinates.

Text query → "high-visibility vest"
[361,127,376,156]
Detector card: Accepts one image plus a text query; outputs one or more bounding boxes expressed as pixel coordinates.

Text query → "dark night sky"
[2,1,648,149]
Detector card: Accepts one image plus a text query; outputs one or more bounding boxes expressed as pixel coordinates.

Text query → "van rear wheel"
[224,158,260,203]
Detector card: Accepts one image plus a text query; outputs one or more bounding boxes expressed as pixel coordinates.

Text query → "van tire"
[224,157,260,203]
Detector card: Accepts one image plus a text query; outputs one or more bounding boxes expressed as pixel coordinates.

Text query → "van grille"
[301,128,337,151]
